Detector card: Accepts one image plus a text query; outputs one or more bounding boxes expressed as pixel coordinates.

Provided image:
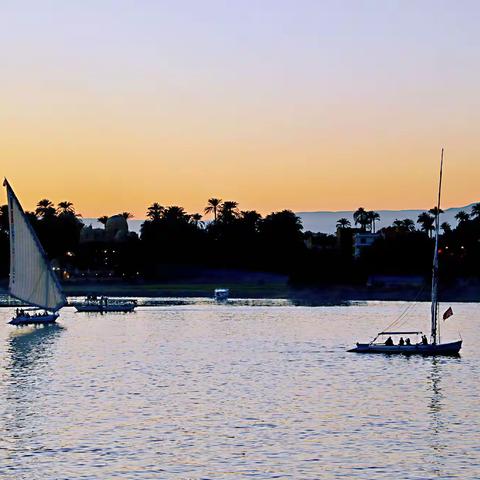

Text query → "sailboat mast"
[431,149,444,344]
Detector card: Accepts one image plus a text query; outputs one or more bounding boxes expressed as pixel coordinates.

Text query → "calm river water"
[0,300,478,479]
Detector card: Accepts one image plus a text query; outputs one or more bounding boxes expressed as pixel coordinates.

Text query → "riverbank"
[64,281,291,299]
[1,279,479,303]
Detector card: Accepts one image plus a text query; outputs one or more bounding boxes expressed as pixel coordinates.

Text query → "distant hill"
[297,203,478,234]
[82,202,478,236]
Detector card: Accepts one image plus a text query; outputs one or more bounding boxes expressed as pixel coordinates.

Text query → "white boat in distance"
[214,288,229,302]
[4,179,67,326]
[349,150,462,356]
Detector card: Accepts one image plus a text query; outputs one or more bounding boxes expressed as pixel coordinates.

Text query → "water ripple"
[0,302,477,478]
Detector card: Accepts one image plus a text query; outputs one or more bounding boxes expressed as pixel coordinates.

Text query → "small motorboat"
[73,295,137,313]
[214,289,229,302]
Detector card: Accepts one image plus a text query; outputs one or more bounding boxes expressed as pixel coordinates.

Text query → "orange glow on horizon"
[1,3,479,219]
[2,95,478,219]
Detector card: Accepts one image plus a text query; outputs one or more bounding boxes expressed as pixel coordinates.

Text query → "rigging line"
[372,290,425,344]
[392,307,422,332]
[381,285,426,332]
[390,294,423,328]
[395,287,425,325]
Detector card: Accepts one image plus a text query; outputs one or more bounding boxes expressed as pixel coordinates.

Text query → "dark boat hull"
[348,340,462,356]
[9,313,59,326]
[74,304,136,313]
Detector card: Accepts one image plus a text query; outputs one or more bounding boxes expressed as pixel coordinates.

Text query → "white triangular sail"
[4,180,66,311]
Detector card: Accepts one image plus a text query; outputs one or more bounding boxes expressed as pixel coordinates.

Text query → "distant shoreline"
[1,281,478,303]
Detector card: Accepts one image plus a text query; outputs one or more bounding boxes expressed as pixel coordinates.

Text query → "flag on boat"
[443,307,453,321]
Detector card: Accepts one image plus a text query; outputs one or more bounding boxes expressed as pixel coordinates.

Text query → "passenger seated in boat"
[421,335,428,345]
[405,338,411,345]
[385,336,394,346]
[399,337,405,346]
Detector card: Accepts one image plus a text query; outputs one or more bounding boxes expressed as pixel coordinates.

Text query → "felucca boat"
[4,179,67,326]
[349,150,462,356]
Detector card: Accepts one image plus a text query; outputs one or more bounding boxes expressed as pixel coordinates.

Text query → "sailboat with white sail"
[4,179,67,326]
[348,150,462,355]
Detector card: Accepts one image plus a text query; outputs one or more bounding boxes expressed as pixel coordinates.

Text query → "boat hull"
[9,313,59,326]
[348,340,462,356]
[74,304,136,313]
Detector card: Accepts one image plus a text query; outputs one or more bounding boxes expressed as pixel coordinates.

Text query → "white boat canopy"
[377,331,423,335]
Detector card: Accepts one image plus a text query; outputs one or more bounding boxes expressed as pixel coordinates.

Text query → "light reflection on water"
[0,301,478,478]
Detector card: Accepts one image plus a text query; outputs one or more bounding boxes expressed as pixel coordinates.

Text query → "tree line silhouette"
[0,198,305,281]
[332,205,480,282]
[0,199,480,286]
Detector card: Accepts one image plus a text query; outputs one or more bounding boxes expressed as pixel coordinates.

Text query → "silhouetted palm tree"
[417,212,435,237]
[35,199,56,218]
[353,207,370,231]
[241,210,261,222]
[441,222,452,234]
[240,210,262,231]
[121,212,133,219]
[190,213,204,228]
[204,198,222,222]
[402,219,415,232]
[368,211,380,233]
[392,219,403,229]
[25,211,37,223]
[218,201,239,223]
[57,201,75,215]
[98,215,109,226]
[392,219,415,232]
[336,218,351,230]
[259,211,304,268]
[455,210,470,224]
[146,203,164,221]
[429,207,444,217]
[163,206,188,222]
[470,203,480,219]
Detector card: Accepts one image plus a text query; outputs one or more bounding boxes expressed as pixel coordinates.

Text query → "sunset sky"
[1,1,479,218]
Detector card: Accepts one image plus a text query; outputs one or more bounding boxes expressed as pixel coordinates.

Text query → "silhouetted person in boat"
[399,337,405,346]
[405,338,411,345]
[421,335,428,345]
[385,336,394,346]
